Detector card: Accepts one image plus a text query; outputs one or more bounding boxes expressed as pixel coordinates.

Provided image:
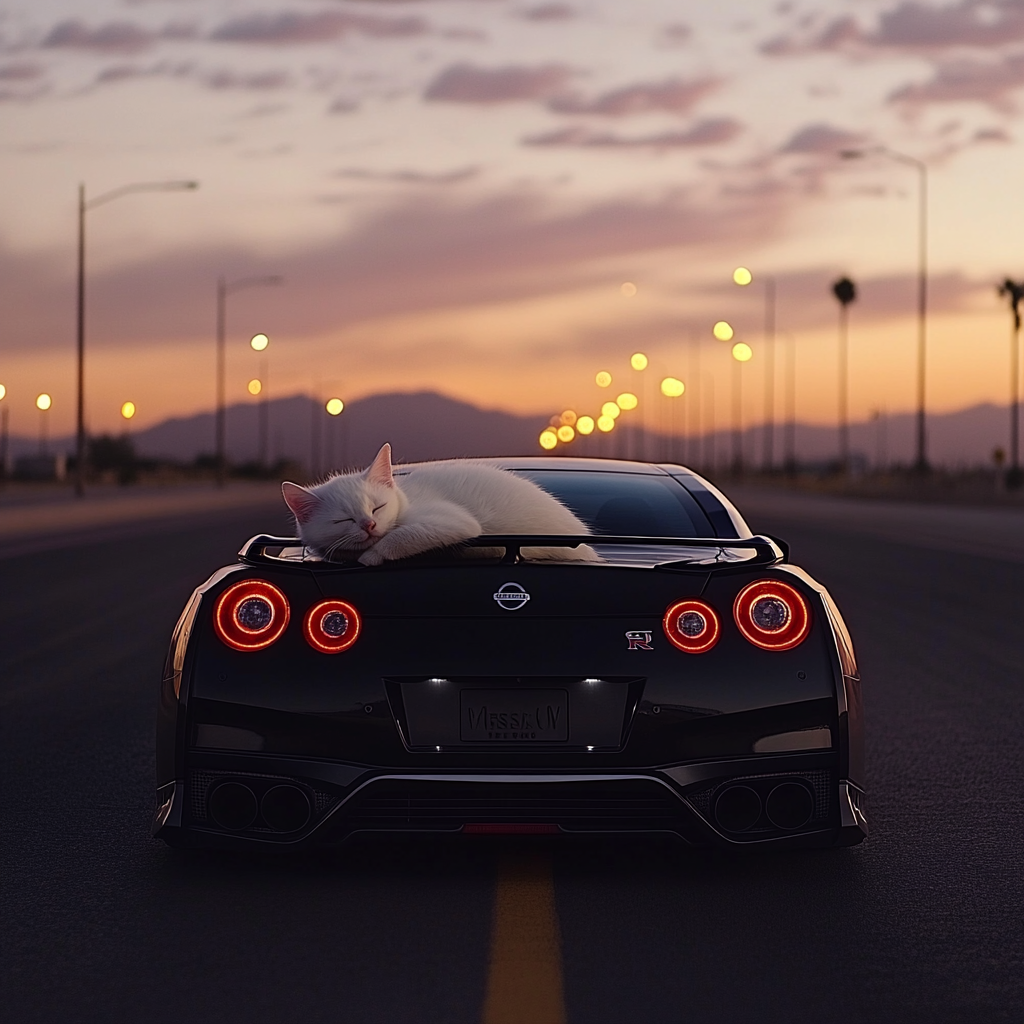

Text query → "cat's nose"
[362,519,376,535]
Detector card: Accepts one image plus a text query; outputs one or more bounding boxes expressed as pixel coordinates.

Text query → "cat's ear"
[282,481,322,524]
[366,443,394,488]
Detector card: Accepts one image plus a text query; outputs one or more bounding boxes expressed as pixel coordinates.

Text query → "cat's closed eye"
[372,503,387,513]
[332,518,354,524]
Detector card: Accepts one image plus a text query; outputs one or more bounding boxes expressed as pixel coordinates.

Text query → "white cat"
[281,443,598,565]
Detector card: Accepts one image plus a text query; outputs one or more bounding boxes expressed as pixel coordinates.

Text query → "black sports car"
[154,457,866,851]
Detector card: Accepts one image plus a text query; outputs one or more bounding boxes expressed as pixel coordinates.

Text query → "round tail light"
[213,579,290,651]
[663,599,721,653]
[304,599,361,653]
[733,579,811,651]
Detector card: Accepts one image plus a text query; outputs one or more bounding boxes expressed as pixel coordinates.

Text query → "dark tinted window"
[514,470,712,537]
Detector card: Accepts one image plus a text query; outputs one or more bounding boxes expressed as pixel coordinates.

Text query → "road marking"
[482,850,566,1024]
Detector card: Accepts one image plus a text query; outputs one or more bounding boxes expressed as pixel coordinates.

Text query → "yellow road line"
[482,850,566,1024]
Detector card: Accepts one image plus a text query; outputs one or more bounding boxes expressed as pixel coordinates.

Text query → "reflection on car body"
[154,458,867,851]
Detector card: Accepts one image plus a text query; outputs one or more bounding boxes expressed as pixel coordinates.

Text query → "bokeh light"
[621,282,637,297]
[661,377,685,397]
[326,397,344,415]
[556,425,575,443]
[0,384,6,401]
[539,428,558,450]
[35,393,51,411]
[713,321,734,341]
[120,401,136,420]
[617,392,638,411]
[247,379,262,396]
[601,401,621,419]
[597,415,616,432]
[733,267,753,286]
[560,409,577,426]
[595,370,612,388]
[250,333,269,351]
[732,342,753,363]
[630,352,648,371]
[577,415,595,435]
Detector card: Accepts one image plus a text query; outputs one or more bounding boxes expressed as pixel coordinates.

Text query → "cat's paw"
[358,547,385,566]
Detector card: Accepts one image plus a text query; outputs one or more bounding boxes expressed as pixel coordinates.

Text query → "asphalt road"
[3,494,1024,1022]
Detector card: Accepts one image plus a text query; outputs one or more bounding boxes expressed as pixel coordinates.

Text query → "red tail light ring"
[733,579,811,651]
[214,579,290,651]
[663,599,721,654]
[304,599,362,653]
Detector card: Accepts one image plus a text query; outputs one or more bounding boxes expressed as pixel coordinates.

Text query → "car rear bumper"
[154,750,867,851]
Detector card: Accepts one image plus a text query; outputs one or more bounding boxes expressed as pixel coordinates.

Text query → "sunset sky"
[1,0,1023,448]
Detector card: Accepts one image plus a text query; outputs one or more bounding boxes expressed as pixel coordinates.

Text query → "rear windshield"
[513,469,713,537]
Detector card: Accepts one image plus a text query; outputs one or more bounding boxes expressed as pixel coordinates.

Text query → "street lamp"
[0,384,7,480]
[998,279,1024,487]
[215,277,282,486]
[75,179,198,497]
[832,277,857,472]
[841,147,928,470]
[731,342,752,474]
[36,392,52,455]
[250,333,272,471]
[733,267,777,471]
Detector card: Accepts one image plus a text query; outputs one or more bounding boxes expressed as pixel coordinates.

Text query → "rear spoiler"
[239,534,787,567]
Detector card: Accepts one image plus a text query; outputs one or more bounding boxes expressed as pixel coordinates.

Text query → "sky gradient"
[1,0,1023,456]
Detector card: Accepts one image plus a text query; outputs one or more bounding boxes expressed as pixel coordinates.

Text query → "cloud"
[523,118,742,149]
[0,188,788,355]
[209,11,427,45]
[657,23,692,46]
[0,62,45,81]
[207,68,291,90]
[334,166,480,184]
[974,124,1012,140]
[763,1,1024,56]
[424,62,574,103]
[521,4,575,21]
[548,76,718,116]
[780,122,865,154]
[41,20,156,54]
[888,52,1024,107]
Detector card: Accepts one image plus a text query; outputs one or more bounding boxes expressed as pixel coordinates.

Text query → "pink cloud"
[424,62,574,103]
[41,20,155,54]
[210,11,427,45]
[548,76,718,116]
[523,118,742,149]
[780,122,865,154]
[521,4,575,21]
[889,52,1024,107]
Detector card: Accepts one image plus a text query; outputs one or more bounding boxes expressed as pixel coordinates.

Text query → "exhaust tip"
[261,785,312,833]
[208,782,258,831]
[713,784,762,833]
[765,781,814,830]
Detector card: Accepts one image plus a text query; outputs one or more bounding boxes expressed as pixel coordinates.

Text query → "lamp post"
[325,397,344,471]
[75,180,198,497]
[841,147,928,470]
[999,279,1024,487]
[733,268,776,471]
[629,352,648,460]
[731,342,753,474]
[250,333,270,471]
[0,384,8,481]
[36,392,52,455]
[215,277,281,486]
[832,277,857,472]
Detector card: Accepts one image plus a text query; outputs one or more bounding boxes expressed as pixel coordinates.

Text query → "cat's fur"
[281,443,598,565]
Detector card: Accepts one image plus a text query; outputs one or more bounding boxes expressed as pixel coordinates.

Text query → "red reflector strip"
[463,823,561,835]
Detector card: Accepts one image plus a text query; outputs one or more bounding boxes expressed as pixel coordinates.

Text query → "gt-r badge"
[626,630,654,650]
[493,582,531,611]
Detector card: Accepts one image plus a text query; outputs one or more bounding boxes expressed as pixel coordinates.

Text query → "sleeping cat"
[281,443,598,565]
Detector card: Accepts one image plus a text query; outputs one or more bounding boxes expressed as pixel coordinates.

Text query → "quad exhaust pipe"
[713,779,814,833]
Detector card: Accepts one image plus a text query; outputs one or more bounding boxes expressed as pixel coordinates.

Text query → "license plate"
[460,689,569,743]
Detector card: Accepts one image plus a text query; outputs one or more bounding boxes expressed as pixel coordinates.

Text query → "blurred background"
[1,0,1023,484]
